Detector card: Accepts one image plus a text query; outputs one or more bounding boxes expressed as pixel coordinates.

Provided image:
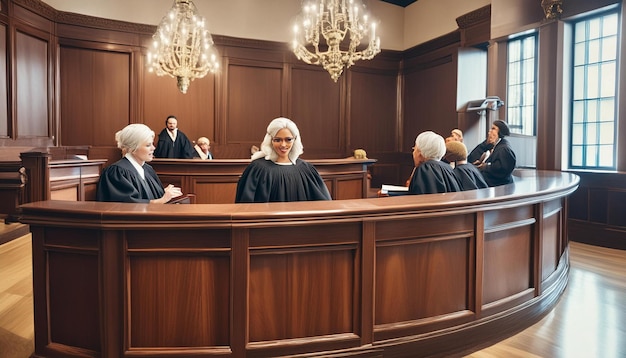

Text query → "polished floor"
[0,232,624,358]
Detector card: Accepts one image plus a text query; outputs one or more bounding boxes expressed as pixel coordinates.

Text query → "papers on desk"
[380,184,409,195]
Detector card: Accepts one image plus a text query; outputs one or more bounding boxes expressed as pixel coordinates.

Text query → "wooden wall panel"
[143,69,216,145]
[349,71,398,154]
[0,24,7,137]
[291,67,343,158]
[15,30,48,137]
[403,56,458,150]
[483,225,532,305]
[60,47,130,146]
[226,64,283,146]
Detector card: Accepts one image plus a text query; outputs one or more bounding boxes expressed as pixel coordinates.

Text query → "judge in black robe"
[96,123,182,203]
[468,120,516,187]
[153,115,196,159]
[235,158,331,202]
[388,131,461,196]
[444,140,489,191]
[235,117,331,203]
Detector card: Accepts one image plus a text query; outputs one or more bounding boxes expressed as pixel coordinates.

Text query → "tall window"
[507,33,537,136]
[570,11,619,169]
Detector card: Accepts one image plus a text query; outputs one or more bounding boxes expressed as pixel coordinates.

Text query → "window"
[570,11,619,169]
[507,33,537,136]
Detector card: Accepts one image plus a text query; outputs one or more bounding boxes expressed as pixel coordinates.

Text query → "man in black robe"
[468,120,516,187]
[154,115,195,159]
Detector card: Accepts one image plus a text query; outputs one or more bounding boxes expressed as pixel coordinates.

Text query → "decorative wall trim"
[456,4,491,29]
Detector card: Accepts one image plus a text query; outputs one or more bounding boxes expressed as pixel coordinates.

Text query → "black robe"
[390,160,461,196]
[96,157,165,203]
[454,163,489,191]
[154,128,195,159]
[235,158,332,203]
[468,138,516,187]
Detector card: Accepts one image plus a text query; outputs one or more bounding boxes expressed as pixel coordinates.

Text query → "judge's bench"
[19,170,579,358]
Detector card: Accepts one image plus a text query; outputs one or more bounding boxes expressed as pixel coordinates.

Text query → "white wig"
[251,117,304,163]
[415,131,446,160]
[115,123,155,154]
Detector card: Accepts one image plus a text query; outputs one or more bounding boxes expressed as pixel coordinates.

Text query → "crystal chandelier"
[147,0,219,94]
[292,0,381,82]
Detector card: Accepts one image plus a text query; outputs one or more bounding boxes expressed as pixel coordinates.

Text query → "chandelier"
[147,0,219,94]
[292,0,381,82]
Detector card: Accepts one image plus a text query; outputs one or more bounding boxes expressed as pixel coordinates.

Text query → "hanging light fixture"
[292,0,381,82]
[147,0,219,94]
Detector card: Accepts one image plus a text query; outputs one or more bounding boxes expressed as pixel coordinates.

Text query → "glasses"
[272,137,295,143]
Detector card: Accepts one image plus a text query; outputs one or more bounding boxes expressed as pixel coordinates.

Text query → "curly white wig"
[251,117,304,163]
[115,123,155,154]
[415,131,446,161]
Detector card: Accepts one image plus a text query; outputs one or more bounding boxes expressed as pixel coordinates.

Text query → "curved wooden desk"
[19,170,579,358]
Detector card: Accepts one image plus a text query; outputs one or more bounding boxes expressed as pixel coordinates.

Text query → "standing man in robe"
[154,115,195,159]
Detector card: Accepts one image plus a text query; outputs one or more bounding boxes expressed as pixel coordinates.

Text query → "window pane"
[586,100,598,122]
[602,36,617,61]
[508,41,520,61]
[599,145,614,167]
[571,146,583,166]
[588,39,601,63]
[599,98,615,120]
[574,42,586,66]
[585,64,599,98]
[586,122,598,145]
[572,123,584,145]
[523,58,535,82]
[574,22,587,43]
[573,102,585,123]
[509,62,520,84]
[585,146,598,166]
[573,67,585,100]
[600,62,616,97]
[604,14,618,36]
[588,18,601,39]
[599,122,614,144]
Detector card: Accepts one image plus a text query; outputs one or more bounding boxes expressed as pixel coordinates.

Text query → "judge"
[235,117,331,203]
[96,123,182,203]
[154,115,195,159]
[467,120,517,186]
[444,140,488,191]
[389,131,461,196]
[193,137,214,159]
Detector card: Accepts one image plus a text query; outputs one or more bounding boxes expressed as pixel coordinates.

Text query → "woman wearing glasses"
[235,117,331,203]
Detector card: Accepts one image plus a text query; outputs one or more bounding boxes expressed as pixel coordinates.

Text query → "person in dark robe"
[96,123,182,203]
[467,120,517,187]
[387,131,461,196]
[235,117,331,203]
[444,140,488,191]
[193,137,214,160]
[153,115,196,159]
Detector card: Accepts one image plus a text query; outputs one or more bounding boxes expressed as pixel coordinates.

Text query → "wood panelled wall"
[0,0,465,187]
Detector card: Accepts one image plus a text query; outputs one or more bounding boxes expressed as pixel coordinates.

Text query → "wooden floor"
[0,233,624,358]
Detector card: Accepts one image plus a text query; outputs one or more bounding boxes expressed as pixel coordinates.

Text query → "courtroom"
[0,0,624,357]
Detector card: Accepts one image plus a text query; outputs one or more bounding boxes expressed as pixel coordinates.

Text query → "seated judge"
[235,117,332,203]
[444,140,488,191]
[388,131,461,196]
[193,137,214,159]
[467,120,517,187]
[96,123,182,203]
